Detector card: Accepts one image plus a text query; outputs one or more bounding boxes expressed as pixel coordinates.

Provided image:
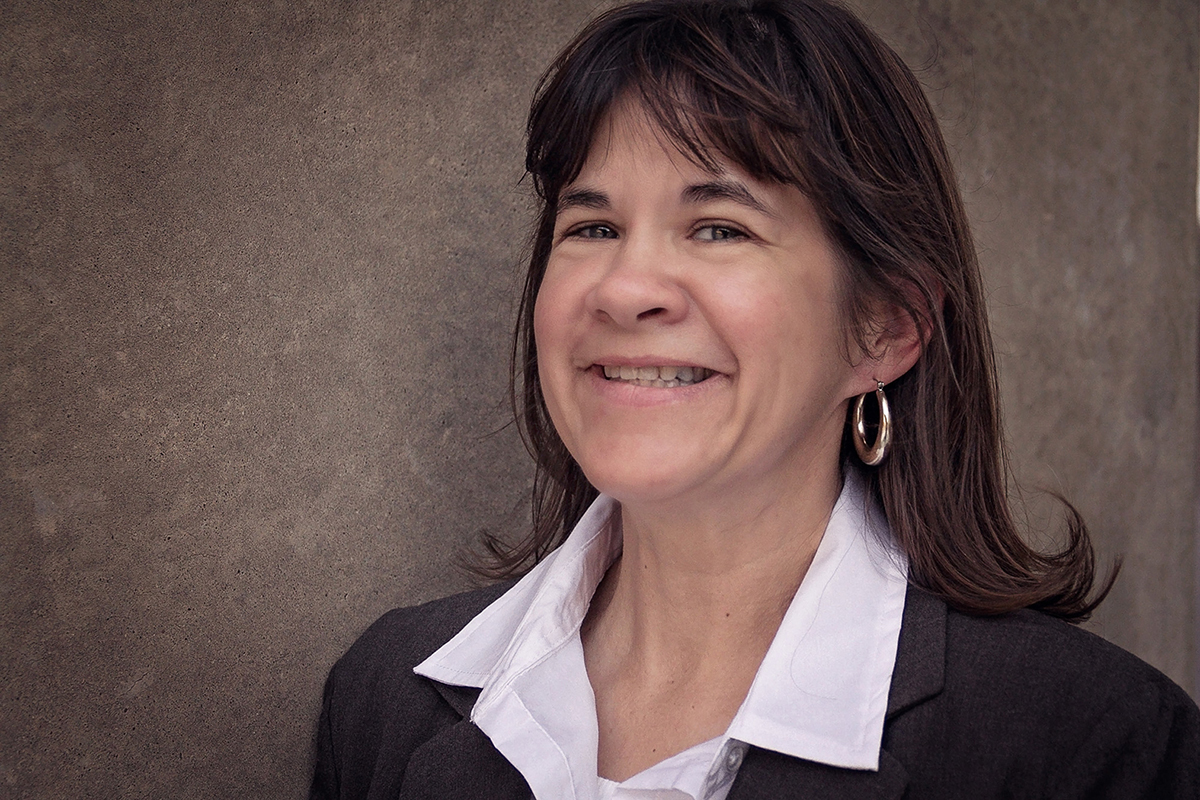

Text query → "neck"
[585,453,844,677]
[580,456,846,780]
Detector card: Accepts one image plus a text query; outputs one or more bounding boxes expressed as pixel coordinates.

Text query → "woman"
[310,1,1200,798]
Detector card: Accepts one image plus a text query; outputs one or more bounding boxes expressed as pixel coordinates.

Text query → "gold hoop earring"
[852,381,891,466]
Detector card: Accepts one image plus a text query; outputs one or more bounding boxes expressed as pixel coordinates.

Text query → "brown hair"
[479,0,1114,620]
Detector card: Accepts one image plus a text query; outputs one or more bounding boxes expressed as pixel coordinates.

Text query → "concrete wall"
[1,1,1195,797]
[851,0,1199,695]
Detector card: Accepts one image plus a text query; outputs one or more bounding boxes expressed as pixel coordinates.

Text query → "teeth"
[601,364,712,386]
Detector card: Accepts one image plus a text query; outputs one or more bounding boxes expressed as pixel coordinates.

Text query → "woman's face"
[534,103,876,511]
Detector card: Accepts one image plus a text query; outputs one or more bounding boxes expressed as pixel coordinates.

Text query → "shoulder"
[311,582,513,800]
[942,604,1195,723]
[323,581,512,722]
[333,581,512,685]
[889,591,1200,798]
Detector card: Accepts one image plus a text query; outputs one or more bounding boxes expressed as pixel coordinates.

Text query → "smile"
[601,364,714,388]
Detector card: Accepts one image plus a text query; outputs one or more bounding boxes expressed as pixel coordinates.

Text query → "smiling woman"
[309,2,1200,798]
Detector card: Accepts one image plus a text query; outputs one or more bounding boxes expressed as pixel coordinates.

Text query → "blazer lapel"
[396,681,532,800]
[727,585,947,800]
[886,585,946,719]
[397,717,533,800]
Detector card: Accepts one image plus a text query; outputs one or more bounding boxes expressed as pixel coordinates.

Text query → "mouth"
[600,364,715,388]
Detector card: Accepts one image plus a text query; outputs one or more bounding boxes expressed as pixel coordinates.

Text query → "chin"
[578,456,714,509]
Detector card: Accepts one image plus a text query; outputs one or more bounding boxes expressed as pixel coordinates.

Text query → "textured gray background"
[1,0,1196,797]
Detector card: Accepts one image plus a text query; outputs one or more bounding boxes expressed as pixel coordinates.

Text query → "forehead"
[579,100,685,171]
[571,97,738,188]
[565,98,816,224]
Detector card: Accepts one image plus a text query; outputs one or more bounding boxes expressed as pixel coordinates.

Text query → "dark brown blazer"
[310,583,1200,800]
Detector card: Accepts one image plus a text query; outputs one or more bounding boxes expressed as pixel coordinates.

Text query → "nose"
[585,236,689,328]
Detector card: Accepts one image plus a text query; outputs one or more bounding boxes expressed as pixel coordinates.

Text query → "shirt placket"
[698,740,748,800]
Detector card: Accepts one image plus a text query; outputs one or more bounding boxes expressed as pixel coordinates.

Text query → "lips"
[601,364,715,388]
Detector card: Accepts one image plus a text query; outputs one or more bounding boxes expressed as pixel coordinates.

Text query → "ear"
[847,284,940,397]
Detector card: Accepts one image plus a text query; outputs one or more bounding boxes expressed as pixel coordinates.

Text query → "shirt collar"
[726,470,908,769]
[416,469,908,784]
[414,493,621,690]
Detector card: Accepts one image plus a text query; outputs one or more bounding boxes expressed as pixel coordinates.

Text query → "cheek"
[533,257,586,356]
[532,279,564,362]
[725,267,849,388]
[532,268,577,412]
[531,279,582,454]
[704,272,802,355]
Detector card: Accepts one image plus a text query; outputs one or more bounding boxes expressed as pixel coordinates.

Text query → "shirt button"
[725,743,746,770]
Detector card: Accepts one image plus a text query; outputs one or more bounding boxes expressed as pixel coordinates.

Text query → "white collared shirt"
[415,470,908,800]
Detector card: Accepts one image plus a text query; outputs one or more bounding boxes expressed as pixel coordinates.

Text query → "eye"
[693,224,749,242]
[566,223,618,240]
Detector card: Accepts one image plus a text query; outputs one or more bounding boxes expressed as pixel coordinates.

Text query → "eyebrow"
[681,179,774,217]
[557,188,610,213]
[555,178,775,216]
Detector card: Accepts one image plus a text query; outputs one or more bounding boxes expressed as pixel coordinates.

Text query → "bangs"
[526,2,822,200]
